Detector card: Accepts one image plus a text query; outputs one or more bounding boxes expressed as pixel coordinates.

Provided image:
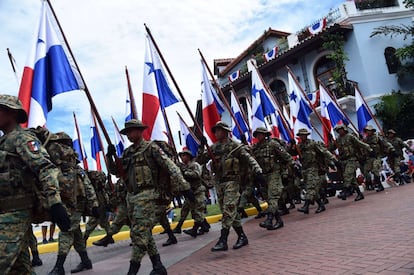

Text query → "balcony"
[355,0,399,10]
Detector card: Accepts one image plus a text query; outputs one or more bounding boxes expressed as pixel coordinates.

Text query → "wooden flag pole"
[125,66,138,119]
[73,112,88,170]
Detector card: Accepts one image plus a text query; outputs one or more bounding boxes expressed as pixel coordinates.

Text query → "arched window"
[384,47,400,74]
[269,79,288,105]
[313,56,336,88]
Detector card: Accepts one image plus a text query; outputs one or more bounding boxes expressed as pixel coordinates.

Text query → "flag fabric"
[307,90,320,108]
[308,17,327,35]
[355,86,373,134]
[72,115,88,170]
[201,61,225,115]
[263,46,278,62]
[18,1,84,128]
[90,112,103,171]
[113,123,125,157]
[230,91,251,143]
[201,60,222,144]
[228,70,240,82]
[125,90,133,122]
[142,35,179,142]
[178,113,200,157]
[288,71,313,136]
[251,68,269,132]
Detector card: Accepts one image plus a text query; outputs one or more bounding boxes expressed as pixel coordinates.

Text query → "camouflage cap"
[334,124,348,132]
[50,132,72,142]
[178,149,194,158]
[387,129,396,134]
[120,119,148,134]
[88,170,107,182]
[296,128,311,136]
[253,127,271,137]
[211,121,231,133]
[364,125,376,132]
[0,94,28,123]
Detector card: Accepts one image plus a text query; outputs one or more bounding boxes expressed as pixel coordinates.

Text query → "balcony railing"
[296,8,341,42]
[355,0,399,10]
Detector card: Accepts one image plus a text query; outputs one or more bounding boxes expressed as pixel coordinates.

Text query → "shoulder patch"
[27,140,41,153]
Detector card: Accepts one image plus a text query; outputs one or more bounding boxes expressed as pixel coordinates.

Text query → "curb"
[37,203,268,254]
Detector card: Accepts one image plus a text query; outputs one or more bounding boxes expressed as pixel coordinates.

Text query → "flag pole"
[6,48,20,86]
[92,111,109,171]
[46,0,112,145]
[230,86,252,139]
[198,49,247,144]
[73,112,89,170]
[125,66,138,119]
[176,111,200,144]
[111,116,125,143]
[354,83,383,135]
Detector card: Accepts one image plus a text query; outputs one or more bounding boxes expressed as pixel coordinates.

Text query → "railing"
[296,8,342,42]
[355,0,399,10]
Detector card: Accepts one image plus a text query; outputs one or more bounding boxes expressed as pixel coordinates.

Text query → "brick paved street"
[34,183,414,274]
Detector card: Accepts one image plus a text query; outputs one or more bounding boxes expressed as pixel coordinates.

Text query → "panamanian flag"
[18,1,84,128]
[263,46,278,62]
[308,18,327,35]
[228,70,240,82]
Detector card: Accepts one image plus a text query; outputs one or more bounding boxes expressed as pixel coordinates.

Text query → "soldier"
[0,94,70,274]
[289,129,336,214]
[107,119,192,275]
[83,170,111,244]
[332,125,372,201]
[385,129,412,184]
[47,133,99,275]
[197,121,263,252]
[251,127,294,228]
[363,125,395,192]
[29,226,43,267]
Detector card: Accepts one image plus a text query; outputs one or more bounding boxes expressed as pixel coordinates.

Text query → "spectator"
[41,222,56,244]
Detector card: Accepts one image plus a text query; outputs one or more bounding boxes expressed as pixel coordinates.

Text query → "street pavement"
[34,183,414,275]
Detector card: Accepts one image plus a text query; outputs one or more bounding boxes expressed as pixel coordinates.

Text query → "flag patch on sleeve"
[28,140,41,152]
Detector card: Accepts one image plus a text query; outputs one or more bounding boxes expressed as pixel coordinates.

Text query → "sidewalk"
[34,183,414,274]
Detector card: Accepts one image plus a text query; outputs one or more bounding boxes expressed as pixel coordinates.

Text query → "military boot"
[211,228,229,252]
[238,207,249,218]
[315,199,326,213]
[297,200,310,214]
[375,176,385,192]
[259,212,274,229]
[48,254,67,275]
[149,254,167,275]
[278,200,289,216]
[183,222,201,238]
[354,186,365,201]
[270,210,284,230]
[233,226,248,249]
[92,235,114,247]
[172,219,184,234]
[31,251,43,267]
[127,260,141,275]
[162,230,177,247]
[71,251,92,273]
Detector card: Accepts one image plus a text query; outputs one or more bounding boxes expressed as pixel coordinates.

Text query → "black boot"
[149,254,167,275]
[183,222,201,238]
[270,211,284,230]
[211,228,229,252]
[315,199,326,213]
[297,200,310,214]
[278,200,289,216]
[354,186,365,201]
[259,212,274,229]
[172,220,184,234]
[71,251,92,273]
[48,254,67,275]
[31,250,43,267]
[92,235,114,247]
[232,226,248,249]
[375,176,385,192]
[238,207,248,218]
[162,230,177,246]
[127,261,141,275]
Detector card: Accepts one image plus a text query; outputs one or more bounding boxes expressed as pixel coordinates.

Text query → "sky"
[0,0,344,166]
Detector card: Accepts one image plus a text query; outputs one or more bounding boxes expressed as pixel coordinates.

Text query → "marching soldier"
[107,119,192,275]
[0,94,70,274]
[289,129,336,214]
[385,129,412,184]
[197,121,263,252]
[252,127,294,228]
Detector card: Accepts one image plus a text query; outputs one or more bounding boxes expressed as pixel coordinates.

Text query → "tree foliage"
[374,91,414,139]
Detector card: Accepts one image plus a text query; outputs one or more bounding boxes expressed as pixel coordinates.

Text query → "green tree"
[370,0,414,78]
[374,91,414,139]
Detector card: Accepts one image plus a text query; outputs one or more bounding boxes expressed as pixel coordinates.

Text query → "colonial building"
[211,0,413,138]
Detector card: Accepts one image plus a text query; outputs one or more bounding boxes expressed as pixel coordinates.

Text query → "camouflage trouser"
[285,176,300,202]
[127,192,158,263]
[239,179,260,209]
[216,180,241,229]
[108,202,129,236]
[186,189,206,223]
[389,156,402,175]
[363,157,381,178]
[155,201,171,231]
[28,226,38,254]
[0,211,32,275]
[58,211,85,255]
[84,210,110,239]
[342,159,359,188]
[265,172,283,214]
[302,167,321,201]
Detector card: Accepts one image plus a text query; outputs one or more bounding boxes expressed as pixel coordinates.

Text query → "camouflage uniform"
[363,125,395,192]
[290,129,336,214]
[29,226,42,267]
[333,125,371,201]
[0,95,68,275]
[385,129,411,182]
[107,119,190,274]
[197,121,262,252]
[252,128,293,228]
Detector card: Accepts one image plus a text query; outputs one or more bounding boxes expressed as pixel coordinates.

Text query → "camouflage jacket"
[364,134,394,158]
[386,136,409,158]
[334,133,371,160]
[291,139,336,170]
[197,138,262,183]
[179,160,204,192]
[252,138,293,174]
[76,166,99,212]
[0,126,61,212]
